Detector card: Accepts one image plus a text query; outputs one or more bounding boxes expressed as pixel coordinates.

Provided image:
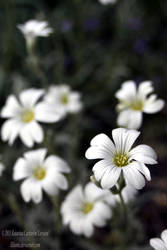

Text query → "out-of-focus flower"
[13,148,70,204]
[98,0,117,5]
[44,84,82,117]
[85,128,157,190]
[61,182,112,237]
[105,185,137,205]
[1,88,61,147]
[115,81,165,129]
[17,19,53,49]
[150,229,167,250]
[0,162,5,176]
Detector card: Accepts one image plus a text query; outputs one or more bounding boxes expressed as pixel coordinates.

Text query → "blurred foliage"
[0,0,167,249]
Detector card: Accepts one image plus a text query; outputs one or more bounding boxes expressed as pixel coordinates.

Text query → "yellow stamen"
[33,167,46,180]
[61,94,69,104]
[129,100,143,111]
[21,109,34,123]
[114,153,129,167]
[82,202,94,214]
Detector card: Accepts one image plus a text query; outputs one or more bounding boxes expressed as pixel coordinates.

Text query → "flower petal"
[129,144,157,164]
[123,165,145,189]
[101,166,121,189]
[93,160,114,182]
[117,109,143,130]
[1,95,22,118]
[35,102,62,123]
[137,81,153,100]
[26,122,44,144]
[161,230,167,246]
[44,155,70,173]
[13,158,31,181]
[90,133,116,155]
[20,178,32,203]
[150,238,167,250]
[24,148,47,164]
[115,81,136,100]
[42,180,58,196]
[19,89,44,107]
[1,119,22,145]
[143,94,165,114]
[112,128,140,153]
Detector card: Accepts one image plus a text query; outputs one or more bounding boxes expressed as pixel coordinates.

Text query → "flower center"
[130,100,143,111]
[33,167,46,180]
[21,109,35,123]
[61,94,69,104]
[82,202,94,214]
[114,153,129,167]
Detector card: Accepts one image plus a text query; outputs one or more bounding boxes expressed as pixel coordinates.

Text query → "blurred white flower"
[85,128,157,190]
[17,19,53,48]
[44,84,83,117]
[0,162,5,176]
[105,185,137,205]
[1,88,61,147]
[150,229,167,250]
[13,148,70,204]
[61,182,112,237]
[115,81,165,129]
[99,0,117,5]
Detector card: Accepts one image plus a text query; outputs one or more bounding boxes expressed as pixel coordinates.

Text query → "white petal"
[1,95,21,118]
[84,182,109,202]
[24,148,47,164]
[133,162,151,181]
[129,144,157,164]
[123,166,145,189]
[42,180,58,196]
[55,173,68,190]
[19,126,34,147]
[150,238,167,250]
[115,81,136,100]
[143,94,165,114]
[26,122,43,144]
[90,133,116,155]
[117,109,143,130]
[101,166,121,189]
[93,160,114,182]
[35,102,62,123]
[137,81,153,100]
[1,119,22,145]
[83,221,94,238]
[161,230,167,246]
[44,155,70,173]
[20,178,32,202]
[31,182,43,204]
[85,146,111,160]
[112,128,140,153]
[19,89,44,107]
[13,158,31,181]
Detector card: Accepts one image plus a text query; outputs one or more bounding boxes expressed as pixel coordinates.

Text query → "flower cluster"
[0,16,165,248]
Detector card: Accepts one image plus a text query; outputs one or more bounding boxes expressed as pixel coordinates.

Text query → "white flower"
[61,182,112,237]
[17,19,53,48]
[99,0,117,4]
[150,229,167,250]
[115,81,165,129]
[1,88,61,147]
[85,128,157,190]
[44,84,82,117]
[13,148,70,204]
[0,162,5,176]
